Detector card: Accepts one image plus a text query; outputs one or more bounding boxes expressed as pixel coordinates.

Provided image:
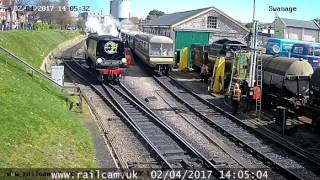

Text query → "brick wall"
[143,8,248,43]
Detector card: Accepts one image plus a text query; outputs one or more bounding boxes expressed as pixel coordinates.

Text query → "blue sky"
[70,0,320,23]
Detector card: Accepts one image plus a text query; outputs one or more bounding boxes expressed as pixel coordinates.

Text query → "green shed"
[175,31,209,68]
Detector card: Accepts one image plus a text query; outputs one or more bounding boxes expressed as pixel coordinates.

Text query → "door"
[175,31,209,68]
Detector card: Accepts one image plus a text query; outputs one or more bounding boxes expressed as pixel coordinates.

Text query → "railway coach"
[120,29,141,49]
[85,34,127,83]
[134,33,174,74]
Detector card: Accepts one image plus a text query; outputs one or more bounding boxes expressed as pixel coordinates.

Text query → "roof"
[279,18,319,30]
[146,7,211,26]
[292,42,320,48]
[145,7,248,31]
[135,33,173,44]
[262,54,313,76]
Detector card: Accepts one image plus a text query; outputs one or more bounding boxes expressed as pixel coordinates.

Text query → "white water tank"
[110,0,130,20]
[118,0,130,19]
[110,0,118,18]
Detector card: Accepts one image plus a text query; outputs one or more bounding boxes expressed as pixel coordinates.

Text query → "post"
[282,108,286,137]
[296,76,300,99]
[276,106,286,137]
[253,0,256,21]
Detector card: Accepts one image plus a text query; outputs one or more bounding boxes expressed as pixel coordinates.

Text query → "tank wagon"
[85,34,127,83]
[121,30,174,74]
[262,54,314,113]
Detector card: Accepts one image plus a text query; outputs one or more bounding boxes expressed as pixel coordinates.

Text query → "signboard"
[51,66,64,86]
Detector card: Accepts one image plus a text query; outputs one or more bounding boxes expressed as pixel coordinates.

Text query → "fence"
[0,45,63,88]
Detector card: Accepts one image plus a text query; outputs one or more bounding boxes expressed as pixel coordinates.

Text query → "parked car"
[290,42,320,70]
[265,38,301,57]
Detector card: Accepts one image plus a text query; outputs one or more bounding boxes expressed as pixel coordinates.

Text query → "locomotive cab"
[86,35,126,83]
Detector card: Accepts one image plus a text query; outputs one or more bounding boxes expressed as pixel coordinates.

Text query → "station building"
[142,7,249,64]
[273,17,320,42]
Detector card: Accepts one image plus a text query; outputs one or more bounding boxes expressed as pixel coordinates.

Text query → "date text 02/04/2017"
[14,5,90,12]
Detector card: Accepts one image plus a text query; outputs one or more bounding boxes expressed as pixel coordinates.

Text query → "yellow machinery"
[179,47,188,71]
[212,57,226,93]
[210,53,249,94]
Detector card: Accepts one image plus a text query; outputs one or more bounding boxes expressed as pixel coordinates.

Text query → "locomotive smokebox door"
[51,65,64,86]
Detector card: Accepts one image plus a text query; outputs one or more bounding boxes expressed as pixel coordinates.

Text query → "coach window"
[150,44,161,56]
[162,44,173,56]
[143,42,147,52]
[207,16,217,28]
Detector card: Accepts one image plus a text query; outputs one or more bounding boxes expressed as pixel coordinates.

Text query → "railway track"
[64,60,224,177]
[153,75,320,180]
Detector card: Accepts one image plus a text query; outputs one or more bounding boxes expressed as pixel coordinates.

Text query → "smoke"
[103,16,121,37]
[85,15,121,37]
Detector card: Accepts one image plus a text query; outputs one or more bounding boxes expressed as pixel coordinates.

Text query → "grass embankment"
[0,30,81,67]
[0,31,96,168]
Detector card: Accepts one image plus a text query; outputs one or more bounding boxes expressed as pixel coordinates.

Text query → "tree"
[245,22,252,29]
[3,0,14,28]
[146,9,165,20]
[76,18,85,30]
[30,0,72,28]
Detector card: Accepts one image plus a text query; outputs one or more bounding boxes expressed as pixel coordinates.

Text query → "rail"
[0,46,63,88]
[154,74,319,180]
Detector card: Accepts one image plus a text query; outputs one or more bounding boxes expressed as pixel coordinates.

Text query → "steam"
[85,16,121,37]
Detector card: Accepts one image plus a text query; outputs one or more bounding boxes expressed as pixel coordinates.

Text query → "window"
[149,43,173,56]
[162,44,174,56]
[282,44,293,53]
[314,47,320,57]
[207,16,217,28]
[308,47,314,56]
[150,44,161,56]
[292,46,304,55]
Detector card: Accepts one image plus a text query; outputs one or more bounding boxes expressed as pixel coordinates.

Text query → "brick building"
[273,17,320,42]
[142,7,249,64]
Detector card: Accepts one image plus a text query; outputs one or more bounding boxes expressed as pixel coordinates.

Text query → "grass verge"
[0,30,96,168]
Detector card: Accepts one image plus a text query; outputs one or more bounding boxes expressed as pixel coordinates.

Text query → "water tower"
[110,0,130,21]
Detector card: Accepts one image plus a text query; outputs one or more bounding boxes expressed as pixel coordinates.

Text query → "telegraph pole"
[248,0,262,116]
[253,0,256,20]
[248,0,258,88]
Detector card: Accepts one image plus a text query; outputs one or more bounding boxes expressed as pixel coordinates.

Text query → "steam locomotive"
[85,34,127,83]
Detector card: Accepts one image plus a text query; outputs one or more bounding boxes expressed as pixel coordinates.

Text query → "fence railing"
[0,46,63,88]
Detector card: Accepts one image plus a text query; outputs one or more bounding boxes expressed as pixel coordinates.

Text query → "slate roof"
[145,7,212,26]
[280,18,319,30]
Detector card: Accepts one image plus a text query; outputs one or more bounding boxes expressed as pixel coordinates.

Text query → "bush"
[33,23,62,30]
[49,24,62,30]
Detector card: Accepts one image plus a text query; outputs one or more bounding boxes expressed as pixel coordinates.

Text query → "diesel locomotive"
[85,34,127,83]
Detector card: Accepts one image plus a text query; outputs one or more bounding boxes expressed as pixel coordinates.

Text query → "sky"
[69,0,320,23]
